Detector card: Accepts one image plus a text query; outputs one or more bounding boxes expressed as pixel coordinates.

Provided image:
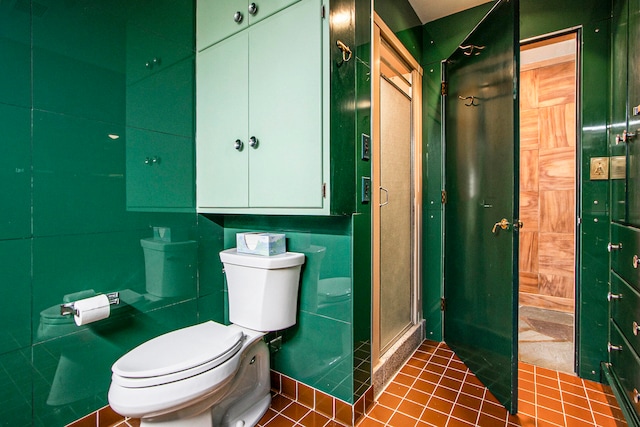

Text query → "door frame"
[519,27,582,374]
[371,13,423,368]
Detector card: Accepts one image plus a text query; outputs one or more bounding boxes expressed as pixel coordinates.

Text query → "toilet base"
[130,336,271,427]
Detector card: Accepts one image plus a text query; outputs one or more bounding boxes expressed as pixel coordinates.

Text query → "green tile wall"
[0,103,30,240]
[422,0,613,381]
[0,1,224,425]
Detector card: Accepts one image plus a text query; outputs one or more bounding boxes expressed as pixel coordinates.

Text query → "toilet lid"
[112,321,244,379]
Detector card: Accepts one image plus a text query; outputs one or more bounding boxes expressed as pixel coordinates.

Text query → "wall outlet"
[361,176,371,203]
[361,134,370,161]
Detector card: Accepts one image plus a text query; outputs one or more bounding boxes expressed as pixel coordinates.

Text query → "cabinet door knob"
[234,11,243,23]
[608,342,623,352]
[633,254,639,269]
[608,242,623,252]
[634,321,640,336]
[249,136,259,148]
[248,2,258,15]
[634,389,640,404]
[234,139,244,151]
[608,292,623,301]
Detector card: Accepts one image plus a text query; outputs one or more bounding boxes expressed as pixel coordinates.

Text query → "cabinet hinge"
[440,297,446,311]
[441,190,447,204]
[322,183,327,198]
[321,5,326,18]
[441,81,448,96]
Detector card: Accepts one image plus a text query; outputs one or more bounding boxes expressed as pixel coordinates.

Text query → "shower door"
[443,0,520,414]
[379,72,413,353]
[372,19,422,364]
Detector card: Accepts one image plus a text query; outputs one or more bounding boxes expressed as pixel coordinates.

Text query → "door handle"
[379,187,389,207]
[492,218,510,233]
[491,218,523,234]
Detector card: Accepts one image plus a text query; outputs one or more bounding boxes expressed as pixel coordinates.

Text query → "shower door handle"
[379,187,389,207]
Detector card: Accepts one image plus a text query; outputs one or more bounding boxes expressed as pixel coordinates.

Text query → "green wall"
[0,2,228,425]
[422,0,612,381]
[1,1,372,424]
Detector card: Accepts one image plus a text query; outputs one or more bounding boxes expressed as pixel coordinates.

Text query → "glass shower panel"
[379,77,413,352]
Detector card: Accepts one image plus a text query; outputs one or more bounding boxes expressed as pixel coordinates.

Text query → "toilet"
[108,248,305,427]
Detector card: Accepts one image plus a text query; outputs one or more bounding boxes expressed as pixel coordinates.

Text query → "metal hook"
[458,96,479,107]
[460,44,485,56]
[336,40,352,63]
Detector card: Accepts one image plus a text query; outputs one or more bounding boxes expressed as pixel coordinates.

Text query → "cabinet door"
[126,128,194,210]
[126,2,194,85]
[248,0,323,208]
[196,32,249,208]
[197,0,247,52]
[247,0,301,25]
[126,58,194,137]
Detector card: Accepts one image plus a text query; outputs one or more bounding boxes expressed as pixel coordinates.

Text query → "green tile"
[0,2,30,108]
[196,215,225,298]
[125,57,194,137]
[32,111,129,236]
[32,0,126,123]
[0,104,30,240]
[424,210,443,341]
[0,240,31,355]
[32,231,199,343]
[32,330,120,425]
[274,310,353,403]
[0,349,32,427]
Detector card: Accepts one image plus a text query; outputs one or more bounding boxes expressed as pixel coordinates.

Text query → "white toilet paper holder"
[60,292,120,316]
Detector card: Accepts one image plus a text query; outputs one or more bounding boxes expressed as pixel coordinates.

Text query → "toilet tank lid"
[112,321,243,378]
[220,248,305,269]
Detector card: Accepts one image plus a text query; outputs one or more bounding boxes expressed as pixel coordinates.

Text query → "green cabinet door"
[248,0,323,208]
[126,128,194,210]
[443,0,519,414]
[196,31,249,208]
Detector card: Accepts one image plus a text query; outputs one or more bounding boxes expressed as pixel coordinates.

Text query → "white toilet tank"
[219,248,305,331]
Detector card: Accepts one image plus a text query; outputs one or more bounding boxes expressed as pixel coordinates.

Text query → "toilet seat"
[112,321,244,388]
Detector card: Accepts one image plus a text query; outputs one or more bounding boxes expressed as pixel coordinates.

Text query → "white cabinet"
[196,0,301,52]
[196,0,327,214]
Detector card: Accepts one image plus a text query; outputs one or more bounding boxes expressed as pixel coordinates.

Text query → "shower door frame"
[371,13,423,368]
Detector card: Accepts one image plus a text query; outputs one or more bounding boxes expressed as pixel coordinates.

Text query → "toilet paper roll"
[73,294,111,326]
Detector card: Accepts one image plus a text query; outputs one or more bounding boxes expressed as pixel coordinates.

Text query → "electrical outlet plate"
[361,134,370,161]
[361,176,371,203]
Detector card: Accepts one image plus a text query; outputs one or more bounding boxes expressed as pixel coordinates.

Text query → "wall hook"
[336,40,352,64]
[458,95,479,107]
[460,44,485,56]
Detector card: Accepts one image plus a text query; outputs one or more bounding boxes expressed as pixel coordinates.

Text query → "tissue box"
[236,232,286,256]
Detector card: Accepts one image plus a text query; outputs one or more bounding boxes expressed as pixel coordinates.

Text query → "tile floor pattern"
[258,340,628,427]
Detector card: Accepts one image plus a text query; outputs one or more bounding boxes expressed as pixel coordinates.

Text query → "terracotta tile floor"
[258,340,628,427]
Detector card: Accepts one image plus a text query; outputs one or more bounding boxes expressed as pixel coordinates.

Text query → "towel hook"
[336,40,352,63]
[460,44,485,56]
[458,95,479,107]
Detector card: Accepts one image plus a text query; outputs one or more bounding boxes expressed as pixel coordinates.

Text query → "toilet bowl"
[108,248,305,427]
